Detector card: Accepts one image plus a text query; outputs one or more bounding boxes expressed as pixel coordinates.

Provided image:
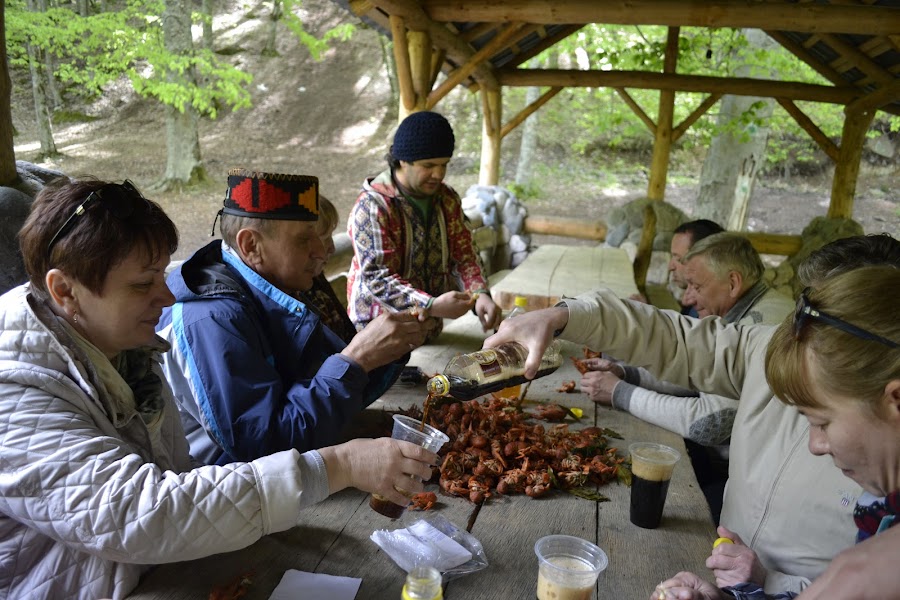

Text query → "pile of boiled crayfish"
[406,394,629,504]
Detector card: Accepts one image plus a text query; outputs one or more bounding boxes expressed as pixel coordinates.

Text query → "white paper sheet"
[268,569,362,600]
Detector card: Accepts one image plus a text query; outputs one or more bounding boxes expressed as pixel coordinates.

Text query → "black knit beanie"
[391,111,455,162]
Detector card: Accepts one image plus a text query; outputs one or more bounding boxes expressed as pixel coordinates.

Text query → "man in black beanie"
[347,111,501,341]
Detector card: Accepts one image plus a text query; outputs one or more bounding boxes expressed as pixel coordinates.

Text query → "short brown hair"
[765,266,900,410]
[316,195,338,237]
[19,177,178,300]
[684,232,764,286]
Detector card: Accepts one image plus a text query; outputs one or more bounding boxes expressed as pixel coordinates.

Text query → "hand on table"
[653,572,726,600]
[318,438,436,507]
[341,311,429,371]
[474,293,502,331]
[579,358,625,406]
[706,526,766,588]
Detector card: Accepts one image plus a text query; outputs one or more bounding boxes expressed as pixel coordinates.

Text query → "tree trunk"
[161,0,206,188]
[262,0,282,56]
[515,58,540,187]
[77,0,88,16]
[37,0,62,109]
[202,0,214,51]
[26,0,57,159]
[0,1,18,185]
[695,29,775,229]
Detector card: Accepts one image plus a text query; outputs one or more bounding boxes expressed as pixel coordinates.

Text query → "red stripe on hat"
[229,178,293,213]
[257,180,293,212]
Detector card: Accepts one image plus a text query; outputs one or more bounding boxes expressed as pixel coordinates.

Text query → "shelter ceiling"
[337,0,900,115]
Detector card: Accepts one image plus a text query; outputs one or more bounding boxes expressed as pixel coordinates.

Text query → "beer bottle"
[401,565,443,600]
[425,340,563,401]
[495,296,529,399]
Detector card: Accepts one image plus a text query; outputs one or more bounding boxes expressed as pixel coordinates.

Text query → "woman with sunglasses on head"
[0,177,435,599]
[653,266,900,600]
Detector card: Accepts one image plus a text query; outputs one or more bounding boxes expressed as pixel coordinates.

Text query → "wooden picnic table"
[129,307,716,600]
[491,244,640,310]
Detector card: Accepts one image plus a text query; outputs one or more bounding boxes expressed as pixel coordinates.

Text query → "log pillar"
[408,30,432,113]
[480,87,502,185]
[828,107,875,219]
[647,27,680,201]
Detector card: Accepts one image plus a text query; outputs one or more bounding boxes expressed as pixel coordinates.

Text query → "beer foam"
[631,448,677,481]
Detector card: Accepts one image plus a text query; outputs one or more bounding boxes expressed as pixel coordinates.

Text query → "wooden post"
[390,16,417,117]
[408,30,432,112]
[828,107,875,219]
[479,87,502,185]
[647,27,679,201]
[633,205,657,298]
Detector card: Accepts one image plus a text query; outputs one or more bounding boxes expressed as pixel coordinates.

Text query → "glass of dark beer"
[629,442,681,529]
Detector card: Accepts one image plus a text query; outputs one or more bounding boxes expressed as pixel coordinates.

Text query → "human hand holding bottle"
[484,305,569,379]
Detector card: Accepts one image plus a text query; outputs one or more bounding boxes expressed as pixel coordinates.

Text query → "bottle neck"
[402,566,442,600]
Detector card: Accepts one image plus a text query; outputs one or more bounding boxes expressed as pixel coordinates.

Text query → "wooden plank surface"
[129,312,716,600]
[491,245,640,310]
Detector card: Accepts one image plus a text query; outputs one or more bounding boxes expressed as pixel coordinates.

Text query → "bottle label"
[471,349,502,378]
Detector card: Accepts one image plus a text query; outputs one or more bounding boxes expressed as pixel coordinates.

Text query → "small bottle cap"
[514,296,528,308]
[713,537,734,549]
[426,374,450,397]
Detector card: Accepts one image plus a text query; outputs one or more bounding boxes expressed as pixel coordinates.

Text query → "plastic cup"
[369,415,449,519]
[629,442,681,529]
[535,535,608,600]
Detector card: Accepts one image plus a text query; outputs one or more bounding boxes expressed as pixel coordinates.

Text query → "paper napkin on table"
[268,569,362,600]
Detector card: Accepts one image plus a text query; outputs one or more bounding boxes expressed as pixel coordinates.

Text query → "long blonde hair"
[766,266,900,410]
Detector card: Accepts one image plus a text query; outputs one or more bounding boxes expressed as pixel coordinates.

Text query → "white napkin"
[268,569,362,600]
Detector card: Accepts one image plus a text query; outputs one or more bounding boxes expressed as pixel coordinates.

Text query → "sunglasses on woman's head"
[793,288,899,349]
[47,180,151,255]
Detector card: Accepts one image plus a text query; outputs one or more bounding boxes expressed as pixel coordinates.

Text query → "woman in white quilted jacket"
[0,177,436,600]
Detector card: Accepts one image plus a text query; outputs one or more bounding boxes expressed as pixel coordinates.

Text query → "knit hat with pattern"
[222,168,318,220]
[391,111,455,162]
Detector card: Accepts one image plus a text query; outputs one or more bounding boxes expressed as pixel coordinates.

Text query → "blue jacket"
[157,240,405,465]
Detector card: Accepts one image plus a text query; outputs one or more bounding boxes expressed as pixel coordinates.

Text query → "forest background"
[7,0,899,262]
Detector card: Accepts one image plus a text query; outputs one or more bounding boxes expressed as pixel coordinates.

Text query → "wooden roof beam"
[500,86,562,138]
[371,0,500,92]
[497,68,860,105]
[506,25,583,69]
[765,31,849,89]
[818,33,896,87]
[420,0,900,36]
[614,88,656,135]
[847,79,900,113]
[672,93,722,143]
[775,97,840,162]
[427,21,526,108]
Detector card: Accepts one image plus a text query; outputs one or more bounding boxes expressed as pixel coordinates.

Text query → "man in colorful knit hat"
[347,111,502,341]
[158,169,430,465]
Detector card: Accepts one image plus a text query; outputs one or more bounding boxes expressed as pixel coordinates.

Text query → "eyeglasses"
[793,288,899,349]
[47,180,150,255]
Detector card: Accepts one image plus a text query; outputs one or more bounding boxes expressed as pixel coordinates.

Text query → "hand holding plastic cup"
[369,415,449,519]
[535,535,608,600]
[629,442,681,529]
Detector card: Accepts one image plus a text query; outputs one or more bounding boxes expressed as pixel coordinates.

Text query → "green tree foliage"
[7,0,355,119]
[513,25,897,174]
[8,0,252,118]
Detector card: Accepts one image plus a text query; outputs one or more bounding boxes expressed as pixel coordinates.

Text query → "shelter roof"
[334,0,900,115]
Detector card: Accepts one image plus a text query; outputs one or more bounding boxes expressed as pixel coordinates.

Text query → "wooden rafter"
[371,0,500,92]
[818,33,895,87]
[775,98,840,162]
[500,86,562,138]
[672,93,722,143]
[506,25,583,69]
[614,88,656,135]
[764,31,851,89]
[498,69,861,105]
[419,0,900,35]
[427,21,526,108]
[847,78,900,113]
